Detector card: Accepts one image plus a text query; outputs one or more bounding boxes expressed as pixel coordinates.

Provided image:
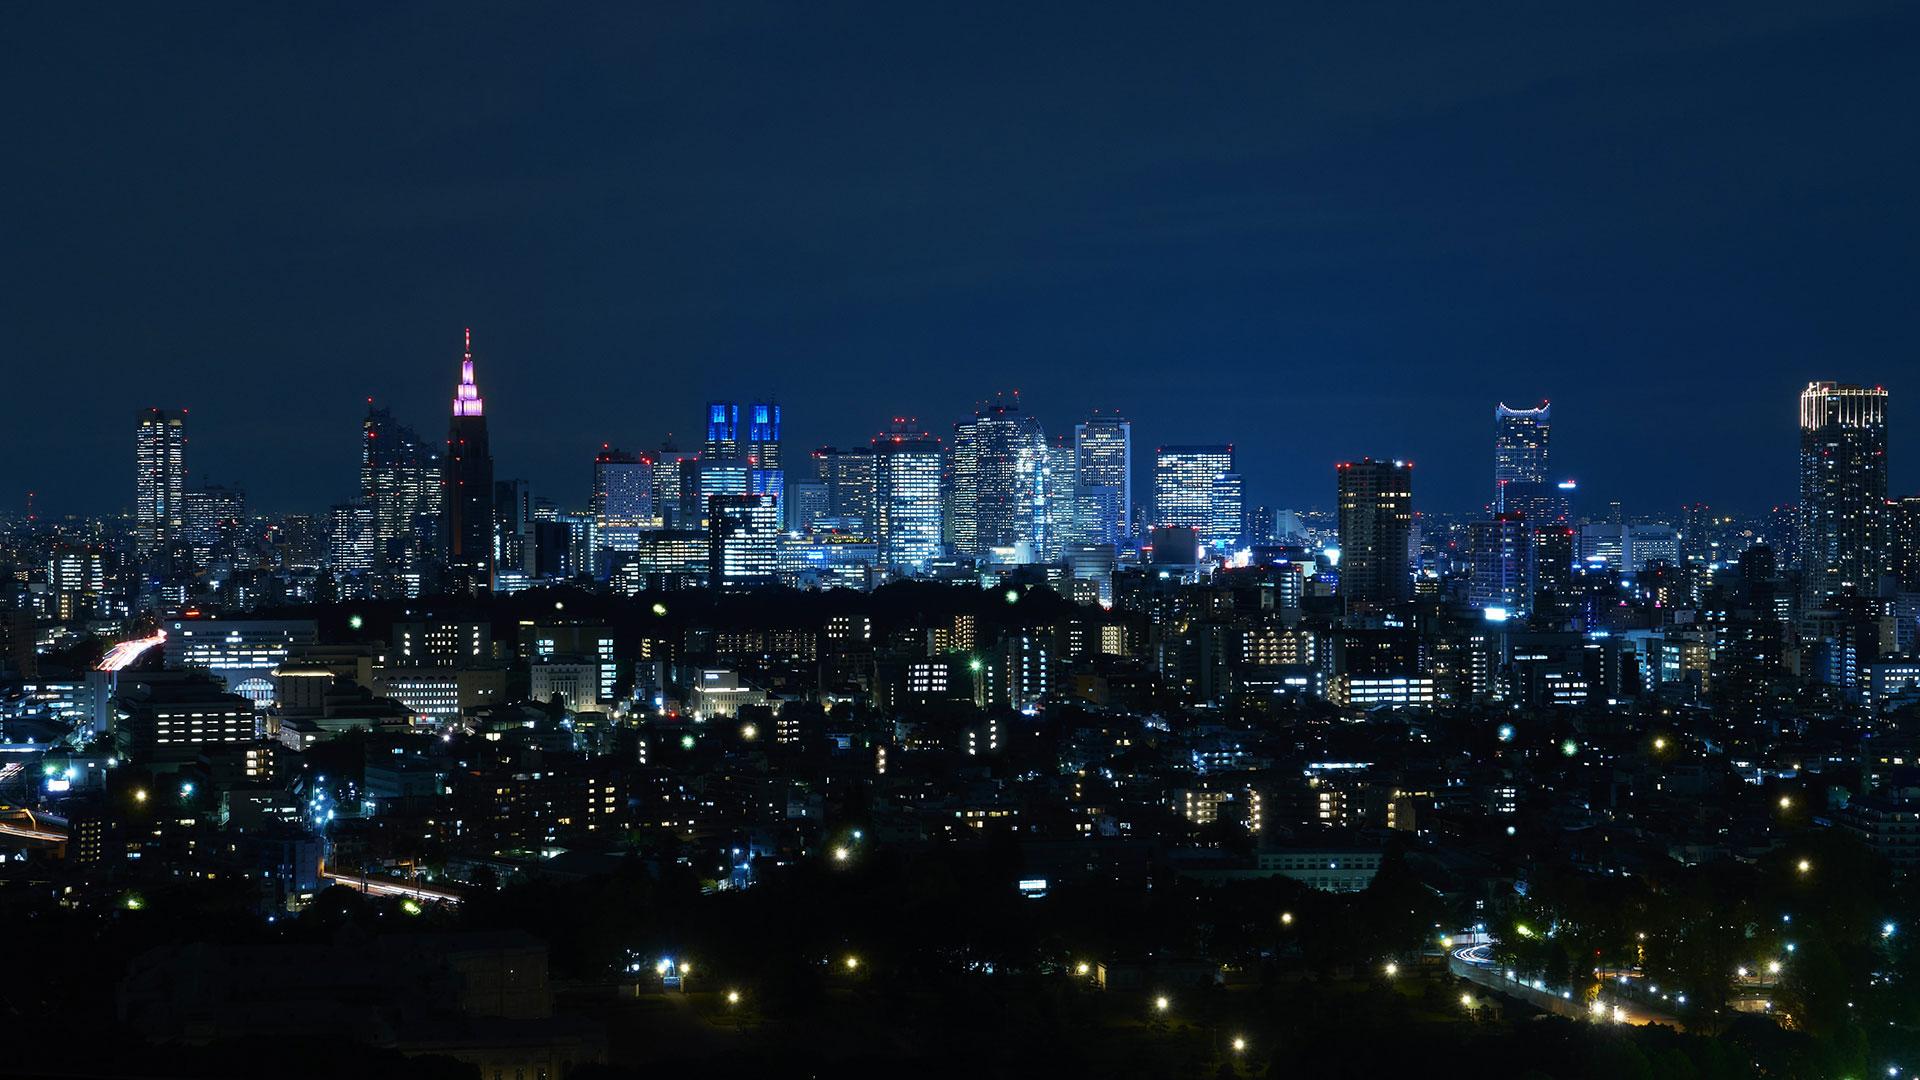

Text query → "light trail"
[321,867,464,905]
[99,630,167,672]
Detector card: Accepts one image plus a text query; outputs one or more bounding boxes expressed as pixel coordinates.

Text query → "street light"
[845,956,859,971]
[1768,960,1782,975]
[833,846,851,863]
[1797,859,1811,874]
[1076,962,1091,976]
[1279,912,1293,926]
[1154,995,1170,1013]
[1231,1036,1246,1053]
[727,989,740,1005]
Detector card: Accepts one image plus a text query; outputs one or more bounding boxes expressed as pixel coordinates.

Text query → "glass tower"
[1799,381,1888,605]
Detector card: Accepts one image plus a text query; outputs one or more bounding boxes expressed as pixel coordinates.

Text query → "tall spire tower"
[445,328,495,591]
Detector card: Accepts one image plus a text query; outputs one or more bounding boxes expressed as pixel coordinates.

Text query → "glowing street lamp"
[727,989,740,1005]
[845,956,860,971]
[1797,859,1811,875]
[1076,962,1091,976]
[1231,1036,1247,1053]
[833,846,851,863]
[1384,962,1399,977]
[1154,995,1170,1013]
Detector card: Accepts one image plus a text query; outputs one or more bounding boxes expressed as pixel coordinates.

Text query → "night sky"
[8,2,1918,521]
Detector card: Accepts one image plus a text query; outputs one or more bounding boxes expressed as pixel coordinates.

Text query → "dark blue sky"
[6,2,1916,520]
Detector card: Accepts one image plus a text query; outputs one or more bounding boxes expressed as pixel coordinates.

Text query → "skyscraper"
[361,403,443,570]
[965,400,1050,559]
[1494,401,1550,513]
[746,402,782,500]
[1896,495,1920,592]
[812,446,875,530]
[444,329,495,590]
[704,402,740,460]
[134,409,187,559]
[872,421,944,574]
[592,448,654,557]
[1468,514,1530,613]
[1154,445,1233,537]
[1073,414,1131,546]
[708,493,781,589]
[1336,458,1414,609]
[182,482,245,569]
[1208,472,1244,550]
[1799,381,1888,606]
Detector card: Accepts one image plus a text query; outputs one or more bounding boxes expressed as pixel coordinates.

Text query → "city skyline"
[9,5,1920,518]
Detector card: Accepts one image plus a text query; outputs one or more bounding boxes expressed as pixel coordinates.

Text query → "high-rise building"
[947,418,980,554]
[1896,496,1920,592]
[708,493,781,589]
[746,402,782,500]
[1208,473,1244,550]
[960,400,1050,559]
[1468,514,1531,613]
[704,402,740,460]
[1494,401,1550,496]
[651,441,700,528]
[1154,445,1234,538]
[182,483,245,569]
[134,409,187,559]
[592,448,654,557]
[361,403,443,569]
[1799,381,1889,606]
[812,446,875,531]
[328,503,376,576]
[1529,525,1576,609]
[444,330,495,590]
[1681,502,1713,564]
[872,421,944,574]
[1073,414,1131,546]
[1336,458,1414,609]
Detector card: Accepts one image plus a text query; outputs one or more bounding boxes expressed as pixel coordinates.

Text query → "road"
[321,867,464,905]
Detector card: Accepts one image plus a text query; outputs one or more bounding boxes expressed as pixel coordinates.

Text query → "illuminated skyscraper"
[651,441,700,528]
[1468,514,1530,613]
[361,403,442,569]
[1154,445,1233,539]
[1800,381,1888,605]
[592,448,654,558]
[1073,414,1131,546]
[134,409,187,559]
[872,421,944,573]
[704,402,739,460]
[962,400,1049,559]
[182,483,244,568]
[1336,458,1414,609]
[444,329,495,590]
[1208,473,1244,550]
[812,446,875,531]
[746,402,782,500]
[708,492,781,589]
[1494,401,1550,512]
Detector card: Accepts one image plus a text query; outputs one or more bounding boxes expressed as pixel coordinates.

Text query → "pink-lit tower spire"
[453,327,485,416]
[445,327,495,592]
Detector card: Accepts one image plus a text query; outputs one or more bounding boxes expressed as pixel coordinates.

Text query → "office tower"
[745,402,782,500]
[182,483,244,568]
[1493,401,1550,510]
[1529,524,1576,608]
[1073,414,1131,546]
[1468,514,1531,613]
[361,403,443,568]
[444,329,495,590]
[495,478,533,576]
[812,446,875,530]
[872,421,944,574]
[328,503,376,575]
[787,479,830,531]
[1208,473,1244,550]
[652,441,700,528]
[48,544,110,622]
[1680,502,1712,564]
[1154,445,1234,537]
[1799,381,1889,606]
[708,493,781,589]
[947,418,980,553]
[1897,496,1920,591]
[1766,504,1801,569]
[704,402,740,460]
[1335,458,1414,609]
[134,409,187,558]
[964,400,1050,559]
[694,459,750,526]
[592,448,654,557]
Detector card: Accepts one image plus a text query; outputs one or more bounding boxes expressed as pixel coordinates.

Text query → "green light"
[970,658,982,672]
[1005,589,1019,604]
[680,734,696,750]
[402,899,422,915]
[653,603,668,616]
[124,895,144,911]
[1561,739,1578,757]
[348,614,363,630]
